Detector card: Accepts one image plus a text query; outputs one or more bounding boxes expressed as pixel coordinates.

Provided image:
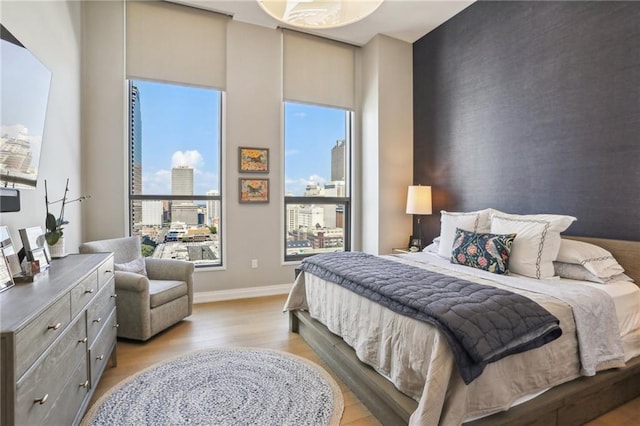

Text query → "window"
[128,80,222,267]
[284,102,351,261]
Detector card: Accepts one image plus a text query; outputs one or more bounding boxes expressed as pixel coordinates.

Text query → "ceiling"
[169,0,474,46]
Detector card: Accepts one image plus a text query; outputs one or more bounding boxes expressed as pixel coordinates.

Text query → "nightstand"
[392,248,411,254]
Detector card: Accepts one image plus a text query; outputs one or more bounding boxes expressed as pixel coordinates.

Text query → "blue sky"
[134,80,346,196]
[285,103,346,195]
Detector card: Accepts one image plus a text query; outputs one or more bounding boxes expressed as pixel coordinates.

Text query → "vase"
[49,236,66,259]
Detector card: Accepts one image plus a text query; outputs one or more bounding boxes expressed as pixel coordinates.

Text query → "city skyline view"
[131,79,350,263]
[132,80,348,197]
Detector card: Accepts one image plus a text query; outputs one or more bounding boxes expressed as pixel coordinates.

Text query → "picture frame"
[0,253,14,293]
[0,226,20,276]
[31,247,49,271]
[19,226,51,263]
[408,235,421,252]
[239,178,269,203]
[239,147,269,173]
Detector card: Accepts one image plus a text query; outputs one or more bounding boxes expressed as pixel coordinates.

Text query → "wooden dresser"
[1,253,117,425]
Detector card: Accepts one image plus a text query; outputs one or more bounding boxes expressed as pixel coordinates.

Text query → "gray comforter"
[299,251,562,384]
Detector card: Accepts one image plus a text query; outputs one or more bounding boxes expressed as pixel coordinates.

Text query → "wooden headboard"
[568,237,640,285]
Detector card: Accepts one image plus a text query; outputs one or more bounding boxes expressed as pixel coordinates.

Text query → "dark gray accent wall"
[413,1,640,241]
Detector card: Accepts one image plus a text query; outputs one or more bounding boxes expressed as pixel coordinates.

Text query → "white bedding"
[284,251,640,425]
[578,278,640,361]
[407,252,640,354]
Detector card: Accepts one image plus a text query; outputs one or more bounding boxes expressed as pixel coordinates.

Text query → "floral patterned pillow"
[451,228,517,274]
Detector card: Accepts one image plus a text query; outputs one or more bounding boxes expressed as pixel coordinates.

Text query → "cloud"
[142,150,218,195]
[285,149,300,157]
[293,112,307,119]
[306,174,326,185]
[142,169,171,194]
[172,150,204,169]
[285,174,327,196]
[194,170,219,194]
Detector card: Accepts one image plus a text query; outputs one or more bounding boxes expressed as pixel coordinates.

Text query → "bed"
[285,230,640,426]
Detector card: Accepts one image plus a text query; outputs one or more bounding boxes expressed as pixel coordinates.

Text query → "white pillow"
[437,209,496,258]
[556,239,625,279]
[490,213,576,279]
[114,257,147,276]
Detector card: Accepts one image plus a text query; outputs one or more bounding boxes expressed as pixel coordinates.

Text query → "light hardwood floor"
[89,295,640,425]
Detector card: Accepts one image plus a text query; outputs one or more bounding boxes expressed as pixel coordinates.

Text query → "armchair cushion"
[114,257,147,276]
[149,280,188,308]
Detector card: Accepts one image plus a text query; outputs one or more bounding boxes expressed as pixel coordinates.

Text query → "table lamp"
[406,185,432,250]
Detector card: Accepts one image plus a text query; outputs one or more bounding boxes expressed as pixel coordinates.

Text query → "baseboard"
[193,283,293,304]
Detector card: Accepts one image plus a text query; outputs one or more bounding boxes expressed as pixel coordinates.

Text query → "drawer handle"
[96,354,104,361]
[80,380,89,388]
[47,323,61,331]
[84,289,94,294]
[78,337,88,344]
[105,269,113,273]
[93,317,102,323]
[34,394,49,405]
[111,294,118,299]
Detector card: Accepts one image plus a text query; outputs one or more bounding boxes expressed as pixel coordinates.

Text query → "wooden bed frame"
[289,237,640,425]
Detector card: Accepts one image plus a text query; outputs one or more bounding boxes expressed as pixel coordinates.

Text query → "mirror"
[0,24,52,189]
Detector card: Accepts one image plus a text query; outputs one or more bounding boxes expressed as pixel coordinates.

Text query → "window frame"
[127,79,224,268]
[283,103,353,262]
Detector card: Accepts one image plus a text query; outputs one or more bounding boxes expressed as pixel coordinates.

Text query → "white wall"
[81,1,127,241]
[361,35,414,255]
[215,20,295,292]
[0,1,83,254]
[81,4,297,295]
[78,2,414,297]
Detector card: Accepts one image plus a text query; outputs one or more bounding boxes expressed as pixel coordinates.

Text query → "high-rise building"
[298,206,324,229]
[171,166,196,225]
[206,190,220,227]
[172,166,194,198]
[130,84,143,225]
[171,203,199,225]
[141,200,163,226]
[304,183,323,196]
[330,139,345,182]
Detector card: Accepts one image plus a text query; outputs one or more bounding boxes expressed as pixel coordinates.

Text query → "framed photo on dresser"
[19,226,51,263]
[0,226,21,277]
[31,248,49,271]
[0,254,14,292]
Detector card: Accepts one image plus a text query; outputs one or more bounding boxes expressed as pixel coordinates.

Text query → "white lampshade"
[257,0,384,29]
[406,185,432,215]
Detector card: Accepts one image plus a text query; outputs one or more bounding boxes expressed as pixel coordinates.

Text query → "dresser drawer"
[70,271,98,318]
[15,295,71,378]
[42,359,89,426]
[89,309,117,387]
[97,256,115,288]
[15,316,86,426]
[87,279,116,345]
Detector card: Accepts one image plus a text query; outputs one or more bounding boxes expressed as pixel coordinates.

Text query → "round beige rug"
[82,347,343,426]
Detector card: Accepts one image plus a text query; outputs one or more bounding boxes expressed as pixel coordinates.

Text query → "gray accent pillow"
[553,261,633,284]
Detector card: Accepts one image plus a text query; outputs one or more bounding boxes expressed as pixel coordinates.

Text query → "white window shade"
[126,1,228,89]
[283,30,355,110]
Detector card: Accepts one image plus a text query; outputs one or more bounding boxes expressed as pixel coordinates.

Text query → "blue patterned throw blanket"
[299,252,562,384]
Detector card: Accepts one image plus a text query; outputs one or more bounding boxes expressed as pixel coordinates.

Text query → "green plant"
[44,179,90,246]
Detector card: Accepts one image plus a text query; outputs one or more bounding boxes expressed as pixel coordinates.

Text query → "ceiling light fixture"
[257,0,384,29]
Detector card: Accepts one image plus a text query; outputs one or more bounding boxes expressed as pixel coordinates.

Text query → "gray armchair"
[79,236,194,341]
